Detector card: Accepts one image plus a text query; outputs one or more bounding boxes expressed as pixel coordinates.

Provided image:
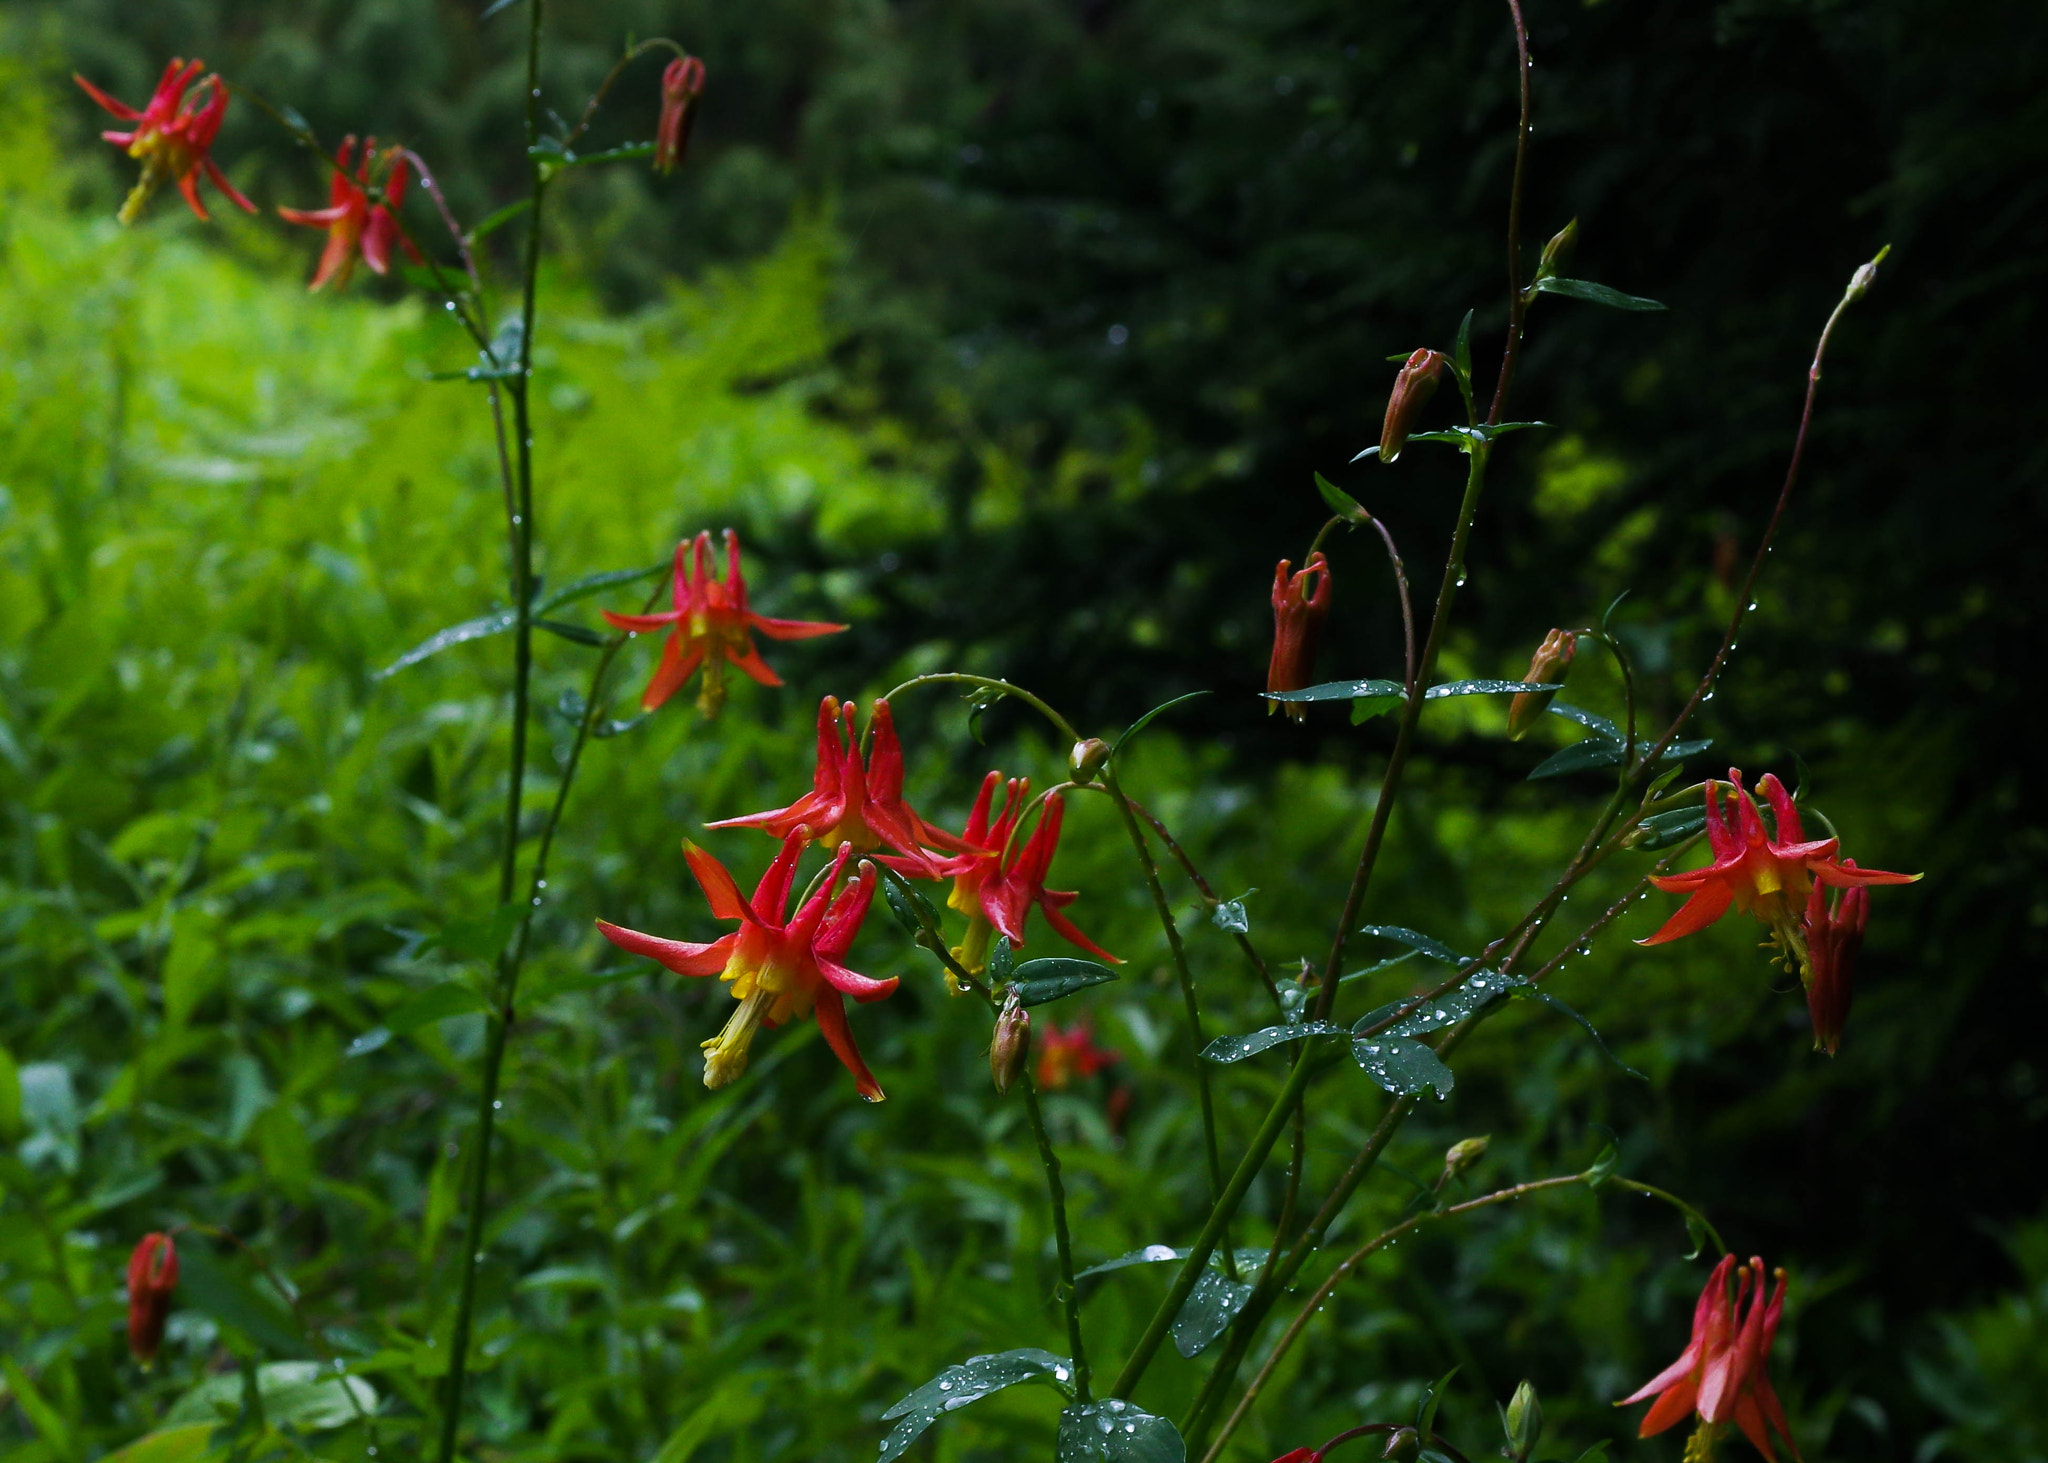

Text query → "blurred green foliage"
[4,0,2045,1459]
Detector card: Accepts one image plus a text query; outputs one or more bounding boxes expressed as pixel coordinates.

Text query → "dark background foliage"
[11,0,2047,1456]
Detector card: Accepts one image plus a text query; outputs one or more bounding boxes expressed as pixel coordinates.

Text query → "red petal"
[1040,900,1121,964]
[74,73,142,121]
[725,641,783,687]
[203,157,258,214]
[748,613,847,641]
[812,988,884,1100]
[1635,1378,1699,1438]
[817,957,897,1002]
[362,210,395,275]
[1811,861,1918,888]
[682,842,755,924]
[277,205,353,227]
[748,832,811,925]
[1638,881,1734,945]
[640,633,706,711]
[595,920,733,976]
[176,168,211,222]
[601,609,683,632]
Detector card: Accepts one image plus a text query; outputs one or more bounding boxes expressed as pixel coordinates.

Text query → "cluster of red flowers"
[594,533,1119,1100]
[1620,1254,1800,1462]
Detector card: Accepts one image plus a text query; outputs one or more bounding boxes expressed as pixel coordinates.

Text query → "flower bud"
[1503,1380,1542,1461]
[1802,875,1869,1055]
[1382,1426,1419,1460]
[1379,349,1446,464]
[1070,738,1112,782]
[1506,629,1576,740]
[126,1232,178,1368]
[989,995,1031,1095]
[1536,219,1577,282]
[1442,1134,1490,1181]
[1266,553,1332,721]
[654,55,707,175]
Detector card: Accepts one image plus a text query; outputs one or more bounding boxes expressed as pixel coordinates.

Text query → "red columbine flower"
[1640,770,1916,957]
[709,697,952,874]
[1619,1254,1800,1463]
[1801,874,1869,1056]
[985,794,1119,966]
[277,137,422,292]
[654,55,707,174]
[126,1232,179,1368]
[75,59,257,226]
[604,530,846,718]
[596,833,894,1098]
[1267,553,1332,722]
[1036,1018,1120,1091]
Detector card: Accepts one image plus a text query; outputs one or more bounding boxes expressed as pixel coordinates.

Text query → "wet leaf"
[1354,969,1528,1038]
[879,1349,1076,1462]
[1425,679,1562,699]
[1533,276,1668,311]
[1212,890,1254,935]
[1078,1244,1191,1279]
[1314,471,1371,524]
[878,866,940,937]
[1547,702,1622,739]
[1265,678,1406,704]
[536,617,607,647]
[1013,958,1118,1007]
[1634,806,1708,850]
[373,610,516,679]
[1056,1399,1186,1462]
[1352,1035,1456,1098]
[1172,1270,1255,1357]
[164,1362,375,1431]
[1357,925,1471,966]
[1201,1022,1350,1063]
[536,561,666,615]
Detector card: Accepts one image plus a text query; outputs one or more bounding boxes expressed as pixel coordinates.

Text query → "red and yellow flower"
[1641,769,1915,951]
[1619,1253,1800,1463]
[126,1232,179,1368]
[277,137,422,292]
[1035,1018,1120,1091]
[1267,553,1332,721]
[710,697,951,874]
[604,530,845,718]
[1800,873,1868,1056]
[596,833,894,1099]
[75,59,257,226]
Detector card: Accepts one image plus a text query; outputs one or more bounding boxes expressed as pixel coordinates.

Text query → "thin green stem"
[876,672,1082,746]
[1102,764,1232,1277]
[1125,796,1280,1009]
[1021,1070,1094,1403]
[435,5,547,1461]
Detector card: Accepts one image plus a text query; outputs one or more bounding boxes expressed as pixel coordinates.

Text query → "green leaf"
[2,1356,76,1456]
[879,1349,1076,1462]
[1057,1400,1186,1463]
[1265,678,1406,704]
[1514,990,1647,1080]
[877,865,941,937]
[1528,736,1713,780]
[537,561,666,615]
[1077,1245,1191,1279]
[1351,691,1404,724]
[535,617,607,647]
[1172,1270,1255,1357]
[1013,958,1118,1007]
[1352,1035,1456,1098]
[1357,925,1471,966]
[1314,471,1371,524]
[1212,890,1254,935]
[1425,679,1562,699]
[101,1425,220,1463]
[989,935,1016,986]
[1580,1136,1619,1190]
[1451,308,1475,395]
[1201,1022,1350,1063]
[384,981,491,1035]
[164,1363,376,1432]
[1634,806,1708,850]
[1354,969,1527,1038]
[466,197,533,246]
[1547,702,1622,740]
[545,141,658,173]
[175,1242,309,1357]
[1111,691,1209,760]
[1417,1366,1460,1439]
[1533,276,1668,311]
[0,1046,21,1142]
[373,610,517,679]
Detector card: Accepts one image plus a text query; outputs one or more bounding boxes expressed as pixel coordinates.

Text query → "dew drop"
[938,1380,953,1391]
[492,1099,502,1110]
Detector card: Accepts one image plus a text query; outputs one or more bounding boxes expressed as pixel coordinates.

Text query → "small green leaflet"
[374,610,517,679]
[1172,1270,1256,1357]
[1546,701,1622,739]
[1056,1399,1186,1463]
[1528,736,1712,781]
[1201,1022,1350,1063]
[1354,969,1527,1038]
[1111,691,1209,760]
[1357,925,1470,965]
[1212,890,1254,935]
[877,865,940,937]
[1012,958,1118,1007]
[1425,679,1562,699]
[1353,1034,1456,1098]
[1314,471,1372,524]
[1265,678,1405,704]
[1532,276,1668,311]
[1634,806,1709,850]
[878,1349,1076,1463]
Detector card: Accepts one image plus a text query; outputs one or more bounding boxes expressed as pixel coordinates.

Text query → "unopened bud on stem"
[1507,629,1576,740]
[1503,1381,1542,1462]
[1537,218,1578,282]
[1380,349,1447,464]
[990,994,1031,1095]
[1070,738,1111,781]
[1442,1134,1490,1182]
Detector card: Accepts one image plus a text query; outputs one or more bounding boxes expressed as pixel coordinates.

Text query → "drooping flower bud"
[1070,738,1111,782]
[1503,1381,1543,1462]
[654,55,707,175]
[989,993,1031,1095]
[126,1232,179,1368]
[1442,1134,1490,1182]
[1801,874,1869,1055]
[1507,629,1576,740]
[1536,219,1578,282]
[1379,349,1446,464]
[1266,552,1332,721]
